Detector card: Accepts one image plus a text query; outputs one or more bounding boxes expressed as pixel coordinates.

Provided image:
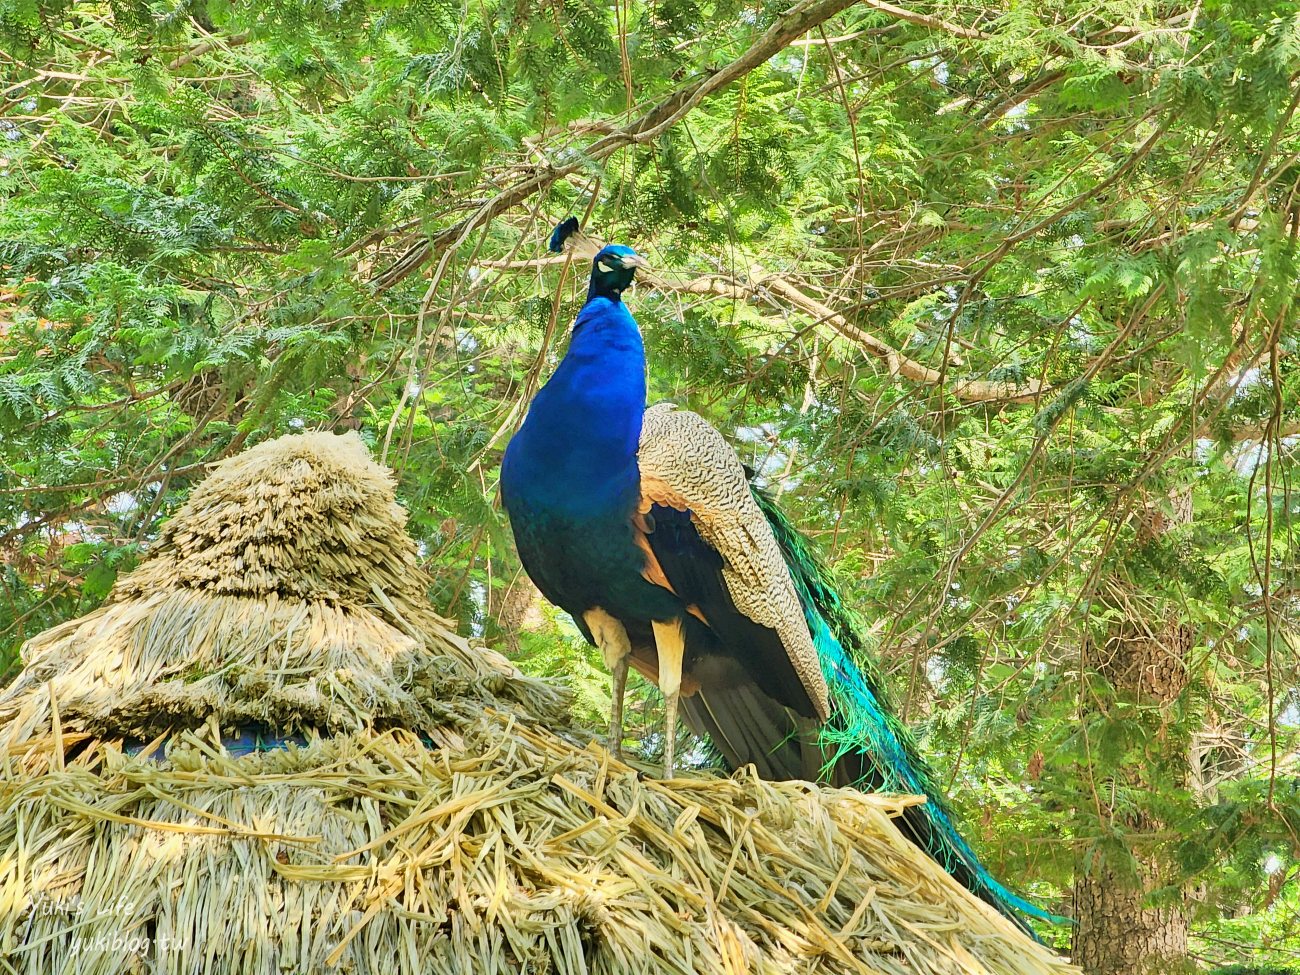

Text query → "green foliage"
[3,0,1300,962]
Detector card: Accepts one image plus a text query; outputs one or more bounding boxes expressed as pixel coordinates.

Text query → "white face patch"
[598,259,616,272]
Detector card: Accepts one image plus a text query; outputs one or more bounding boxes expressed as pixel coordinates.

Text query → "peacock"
[499,217,1062,934]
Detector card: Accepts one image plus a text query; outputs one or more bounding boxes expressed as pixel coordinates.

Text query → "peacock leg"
[651,618,687,777]
[607,653,629,759]
[584,609,631,759]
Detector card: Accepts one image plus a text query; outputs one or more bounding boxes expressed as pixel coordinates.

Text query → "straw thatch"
[0,431,1079,975]
[0,431,565,745]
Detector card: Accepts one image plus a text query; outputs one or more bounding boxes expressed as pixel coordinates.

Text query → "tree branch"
[370,0,862,292]
[859,0,990,40]
[518,234,1043,405]
[1228,420,1300,442]
[168,32,251,71]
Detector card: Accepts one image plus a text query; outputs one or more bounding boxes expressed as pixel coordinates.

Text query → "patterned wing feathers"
[638,403,830,720]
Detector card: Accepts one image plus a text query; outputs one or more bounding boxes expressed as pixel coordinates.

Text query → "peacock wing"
[635,402,829,723]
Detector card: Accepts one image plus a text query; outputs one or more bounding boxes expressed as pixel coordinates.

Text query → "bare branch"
[168,32,251,71]
[859,0,991,40]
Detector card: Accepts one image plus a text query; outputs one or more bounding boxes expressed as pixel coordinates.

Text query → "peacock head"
[588,244,646,299]
[548,216,646,301]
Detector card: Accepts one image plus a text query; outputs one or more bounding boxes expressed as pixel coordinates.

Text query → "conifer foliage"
[2,1,1298,970]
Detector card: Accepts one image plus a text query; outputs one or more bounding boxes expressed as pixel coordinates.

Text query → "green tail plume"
[752,488,1069,935]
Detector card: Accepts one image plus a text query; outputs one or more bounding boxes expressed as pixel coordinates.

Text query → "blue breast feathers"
[501,295,647,519]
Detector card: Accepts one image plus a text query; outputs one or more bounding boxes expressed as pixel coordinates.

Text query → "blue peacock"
[500,217,1062,934]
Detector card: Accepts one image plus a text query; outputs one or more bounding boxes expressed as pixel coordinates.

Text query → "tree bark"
[1074,854,1188,975]
[494,575,542,655]
[1071,489,1193,974]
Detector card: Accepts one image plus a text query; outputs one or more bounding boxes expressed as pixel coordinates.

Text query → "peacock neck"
[503,295,646,516]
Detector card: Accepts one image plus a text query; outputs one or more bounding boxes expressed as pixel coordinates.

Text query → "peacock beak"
[620,254,649,271]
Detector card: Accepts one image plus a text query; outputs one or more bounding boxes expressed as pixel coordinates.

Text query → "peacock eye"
[598,259,615,272]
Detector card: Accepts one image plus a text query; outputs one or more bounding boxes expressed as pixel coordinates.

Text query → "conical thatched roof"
[0,431,1079,975]
[0,431,565,746]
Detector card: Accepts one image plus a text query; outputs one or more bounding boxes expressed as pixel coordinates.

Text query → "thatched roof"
[0,431,1079,975]
[0,431,565,745]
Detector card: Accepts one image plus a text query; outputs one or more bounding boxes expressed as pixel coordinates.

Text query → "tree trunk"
[1074,857,1188,975]
[1071,490,1193,974]
[494,575,542,655]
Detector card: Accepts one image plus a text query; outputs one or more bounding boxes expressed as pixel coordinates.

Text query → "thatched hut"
[0,431,1078,975]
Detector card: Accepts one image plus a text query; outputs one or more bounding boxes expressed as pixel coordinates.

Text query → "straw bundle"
[0,431,1078,975]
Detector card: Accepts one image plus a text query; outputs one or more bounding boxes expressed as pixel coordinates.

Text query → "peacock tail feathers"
[751,486,1067,935]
